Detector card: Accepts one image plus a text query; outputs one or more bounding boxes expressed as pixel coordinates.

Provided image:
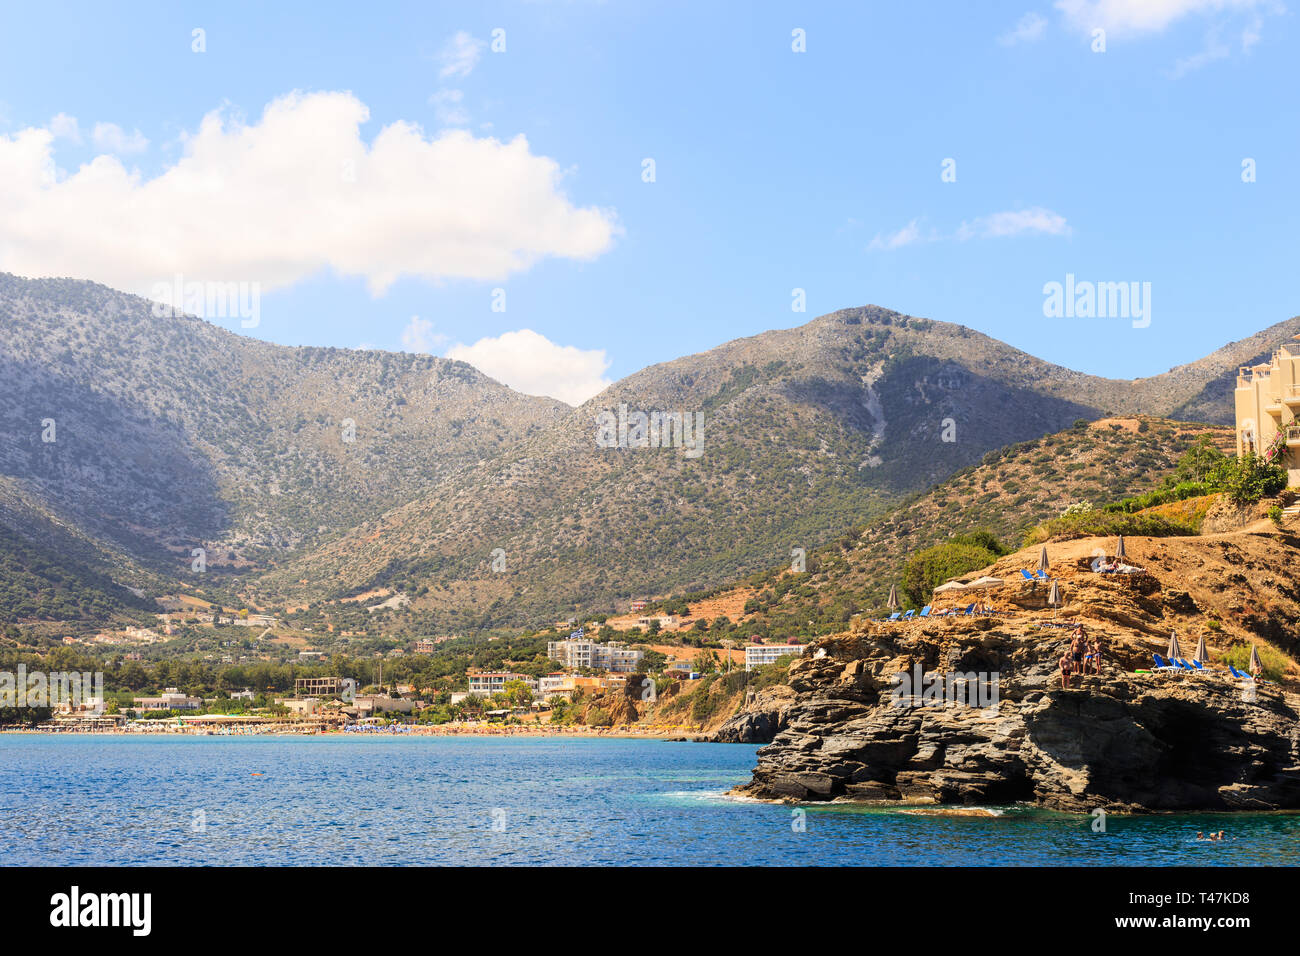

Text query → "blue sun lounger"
[903,609,915,620]
[919,605,932,618]
[1020,570,1035,582]
[1228,664,1271,684]
[1152,654,1176,670]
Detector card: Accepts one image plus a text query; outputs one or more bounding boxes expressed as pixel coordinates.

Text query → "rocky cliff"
[707,684,797,743]
[734,532,1300,812]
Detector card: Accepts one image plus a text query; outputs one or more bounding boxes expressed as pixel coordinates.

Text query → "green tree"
[1170,435,1227,485]
[900,542,998,608]
[1215,453,1287,505]
[501,679,534,709]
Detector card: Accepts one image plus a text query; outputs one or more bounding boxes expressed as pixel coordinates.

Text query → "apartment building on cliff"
[1235,337,1300,486]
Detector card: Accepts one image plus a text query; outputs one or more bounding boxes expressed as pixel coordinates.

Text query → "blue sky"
[1,1,1297,403]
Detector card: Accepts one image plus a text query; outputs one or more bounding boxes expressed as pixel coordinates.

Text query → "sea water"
[0,736,1295,866]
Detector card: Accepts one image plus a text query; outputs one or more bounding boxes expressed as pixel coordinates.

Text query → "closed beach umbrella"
[887,585,899,609]
[1038,546,1050,573]
[1167,630,1181,660]
[1249,644,1263,675]
[1047,579,1062,618]
[1194,634,1208,665]
[1116,536,1127,560]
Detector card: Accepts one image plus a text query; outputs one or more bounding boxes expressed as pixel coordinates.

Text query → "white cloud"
[48,113,81,143]
[867,219,929,251]
[1241,14,1264,49]
[400,315,447,354]
[867,208,1069,251]
[999,12,1049,45]
[956,206,1072,239]
[429,88,469,126]
[445,329,611,406]
[438,30,484,79]
[1169,27,1233,75]
[0,91,620,296]
[91,121,149,155]
[1054,0,1279,39]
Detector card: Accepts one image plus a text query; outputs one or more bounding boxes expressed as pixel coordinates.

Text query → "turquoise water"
[0,736,1296,865]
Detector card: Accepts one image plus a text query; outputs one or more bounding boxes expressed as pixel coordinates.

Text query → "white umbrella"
[1167,631,1181,660]
[1047,580,1062,619]
[1038,546,1050,573]
[965,576,1006,589]
[933,580,969,594]
[887,585,899,610]
[1194,634,1207,665]
[1249,644,1263,675]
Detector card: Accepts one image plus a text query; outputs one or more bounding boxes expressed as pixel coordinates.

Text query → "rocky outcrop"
[734,621,1300,812]
[706,685,796,743]
[583,690,638,726]
[1201,497,1267,533]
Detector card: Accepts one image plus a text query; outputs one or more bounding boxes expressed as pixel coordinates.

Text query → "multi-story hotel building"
[546,639,645,673]
[1235,338,1300,486]
[295,677,345,697]
[467,672,539,697]
[744,642,807,672]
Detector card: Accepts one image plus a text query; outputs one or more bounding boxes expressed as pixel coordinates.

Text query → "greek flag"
[571,628,585,640]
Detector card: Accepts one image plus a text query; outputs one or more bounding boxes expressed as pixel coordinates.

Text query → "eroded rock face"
[708,685,797,743]
[734,625,1300,812]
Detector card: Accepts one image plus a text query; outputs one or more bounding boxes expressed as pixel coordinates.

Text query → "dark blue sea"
[1,736,1296,866]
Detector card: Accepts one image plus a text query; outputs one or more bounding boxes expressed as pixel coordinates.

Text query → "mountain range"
[2,272,1296,634]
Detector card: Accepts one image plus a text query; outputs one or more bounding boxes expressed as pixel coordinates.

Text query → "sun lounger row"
[883,600,1003,624]
[1153,653,1209,671]
[1151,654,1272,683]
[879,603,1002,622]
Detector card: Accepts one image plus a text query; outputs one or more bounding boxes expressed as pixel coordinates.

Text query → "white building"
[546,640,644,673]
[745,643,806,672]
[636,615,678,631]
[132,687,202,710]
[467,672,538,697]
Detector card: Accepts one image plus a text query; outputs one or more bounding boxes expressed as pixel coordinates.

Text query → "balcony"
[1286,385,1300,407]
